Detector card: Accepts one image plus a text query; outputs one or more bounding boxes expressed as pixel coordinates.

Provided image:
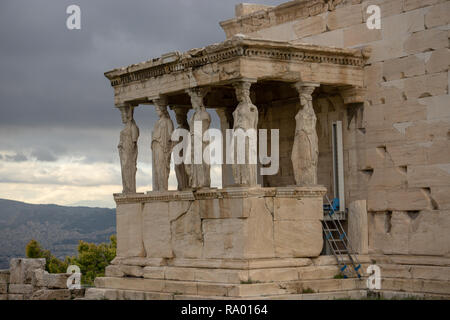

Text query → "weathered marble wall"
[0,258,84,300]
[222,0,450,257]
[114,187,326,261]
[256,83,351,201]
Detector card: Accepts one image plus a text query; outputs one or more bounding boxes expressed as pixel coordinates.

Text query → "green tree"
[25,239,42,258]
[25,239,68,273]
[68,235,117,285]
[25,235,116,286]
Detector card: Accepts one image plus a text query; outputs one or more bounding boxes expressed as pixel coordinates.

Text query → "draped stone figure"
[186,88,211,189]
[232,81,258,186]
[171,106,190,190]
[118,105,139,193]
[291,83,320,186]
[151,99,174,191]
[216,107,235,188]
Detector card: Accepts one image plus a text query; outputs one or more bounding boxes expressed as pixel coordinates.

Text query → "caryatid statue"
[186,88,211,189]
[232,80,259,186]
[118,105,139,193]
[291,83,320,186]
[171,106,190,190]
[151,97,174,192]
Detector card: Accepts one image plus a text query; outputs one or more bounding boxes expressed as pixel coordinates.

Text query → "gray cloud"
[0,0,285,205]
[0,0,284,128]
[3,152,28,162]
[30,148,58,162]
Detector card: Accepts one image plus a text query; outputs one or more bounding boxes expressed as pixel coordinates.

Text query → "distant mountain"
[0,198,115,269]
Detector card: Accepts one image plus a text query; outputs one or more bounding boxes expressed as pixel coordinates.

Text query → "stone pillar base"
[84,254,450,300]
[93,186,333,298]
[113,186,327,261]
[88,255,372,299]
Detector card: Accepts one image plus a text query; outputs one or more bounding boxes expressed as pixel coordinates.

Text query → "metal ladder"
[322,195,362,279]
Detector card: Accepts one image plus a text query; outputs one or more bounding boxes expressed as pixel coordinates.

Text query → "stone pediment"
[105,36,367,106]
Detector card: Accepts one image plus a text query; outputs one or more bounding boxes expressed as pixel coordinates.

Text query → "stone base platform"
[86,255,370,300]
[92,186,349,300]
[91,186,450,300]
[114,186,327,261]
[83,255,450,300]
[85,255,369,300]
[84,287,369,300]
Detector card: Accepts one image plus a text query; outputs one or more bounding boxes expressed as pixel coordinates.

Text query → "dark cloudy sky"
[0,0,285,207]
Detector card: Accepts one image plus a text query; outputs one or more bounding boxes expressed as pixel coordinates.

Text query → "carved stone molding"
[114,191,195,204]
[339,86,367,105]
[275,186,327,198]
[186,87,210,100]
[115,102,136,109]
[105,37,367,88]
[151,95,169,108]
[113,186,327,204]
[293,82,321,96]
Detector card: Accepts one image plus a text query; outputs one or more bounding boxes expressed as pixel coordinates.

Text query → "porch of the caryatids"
[231,79,258,187]
[171,106,190,191]
[186,87,211,189]
[117,104,139,193]
[291,82,320,186]
[151,96,174,192]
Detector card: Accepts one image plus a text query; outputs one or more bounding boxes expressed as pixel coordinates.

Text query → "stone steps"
[91,274,450,299]
[91,254,450,299]
[83,287,450,300]
[83,287,369,300]
[105,258,372,284]
[370,290,450,300]
[93,276,365,298]
[377,264,450,281]
[380,278,450,295]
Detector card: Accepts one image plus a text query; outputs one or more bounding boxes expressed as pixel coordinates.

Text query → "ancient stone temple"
[86,0,450,300]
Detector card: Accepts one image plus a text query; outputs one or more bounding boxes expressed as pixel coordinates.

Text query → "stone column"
[216,107,234,188]
[171,106,190,190]
[186,87,211,189]
[291,82,320,186]
[117,104,139,194]
[151,97,174,192]
[232,79,258,186]
[347,200,369,254]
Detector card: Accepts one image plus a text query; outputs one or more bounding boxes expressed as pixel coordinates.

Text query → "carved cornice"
[113,191,195,204]
[220,0,345,38]
[151,95,168,106]
[275,186,327,198]
[113,186,327,204]
[293,82,320,96]
[339,86,367,104]
[105,37,367,88]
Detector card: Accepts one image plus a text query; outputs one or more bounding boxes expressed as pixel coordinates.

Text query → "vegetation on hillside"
[26,239,69,273]
[0,198,115,270]
[25,235,116,285]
